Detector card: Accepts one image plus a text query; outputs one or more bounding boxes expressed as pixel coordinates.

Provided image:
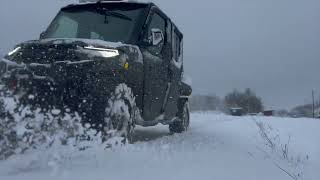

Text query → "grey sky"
[0,0,319,110]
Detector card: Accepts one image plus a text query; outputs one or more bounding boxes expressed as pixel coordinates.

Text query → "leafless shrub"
[253,119,309,180]
[255,121,276,150]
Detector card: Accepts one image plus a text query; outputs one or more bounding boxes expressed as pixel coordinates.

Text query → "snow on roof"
[77,0,148,5]
[64,0,149,11]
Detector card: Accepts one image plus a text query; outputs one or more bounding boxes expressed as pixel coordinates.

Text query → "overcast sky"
[0,0,319,110]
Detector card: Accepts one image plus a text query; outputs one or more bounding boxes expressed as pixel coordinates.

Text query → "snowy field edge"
[0,112,319,180]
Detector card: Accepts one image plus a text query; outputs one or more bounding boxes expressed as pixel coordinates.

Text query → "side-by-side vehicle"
[0,1,192,142]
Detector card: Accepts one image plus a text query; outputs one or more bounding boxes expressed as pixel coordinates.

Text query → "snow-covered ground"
[0,112,319,180]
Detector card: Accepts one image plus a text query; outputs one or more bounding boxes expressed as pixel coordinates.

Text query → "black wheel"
[103,84,139,144]
[169,100,190,133]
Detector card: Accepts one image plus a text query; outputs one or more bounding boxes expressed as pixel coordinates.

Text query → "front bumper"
[0,59,118,111]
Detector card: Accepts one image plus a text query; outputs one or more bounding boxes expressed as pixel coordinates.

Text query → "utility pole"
[312,90,315,118]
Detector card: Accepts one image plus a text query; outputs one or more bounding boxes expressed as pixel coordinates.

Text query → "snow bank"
[0,112,319,180]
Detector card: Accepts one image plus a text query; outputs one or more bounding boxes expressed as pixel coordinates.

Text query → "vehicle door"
[141,9,169,121]
[164,25,183,118]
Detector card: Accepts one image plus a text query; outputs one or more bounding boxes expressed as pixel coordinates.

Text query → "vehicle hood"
[3,38,143,65]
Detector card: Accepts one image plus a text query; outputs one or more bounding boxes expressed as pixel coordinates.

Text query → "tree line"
[190,88,320,118]
[190,88,264,114]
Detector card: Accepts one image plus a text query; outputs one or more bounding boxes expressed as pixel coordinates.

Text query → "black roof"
[63,1,151,10]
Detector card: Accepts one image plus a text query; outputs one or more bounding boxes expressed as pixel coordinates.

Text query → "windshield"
[44,5,146,43]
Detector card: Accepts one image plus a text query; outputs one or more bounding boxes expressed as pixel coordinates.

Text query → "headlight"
[7,47,21,56]
[83,46,119,58]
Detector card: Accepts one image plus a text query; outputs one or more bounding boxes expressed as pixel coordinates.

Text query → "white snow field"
[0,112,319,180]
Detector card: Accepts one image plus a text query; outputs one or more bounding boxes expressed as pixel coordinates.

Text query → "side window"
[166,20,172,45]
[172,27,176,60]
[146,12,166,55]
[175,33,181,59]
[172,28,182,62]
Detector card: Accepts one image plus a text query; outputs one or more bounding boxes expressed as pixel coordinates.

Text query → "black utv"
[0,1,192,142]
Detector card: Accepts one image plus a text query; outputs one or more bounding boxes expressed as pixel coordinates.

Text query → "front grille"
[29,65,50,77]
[16,44,79,64]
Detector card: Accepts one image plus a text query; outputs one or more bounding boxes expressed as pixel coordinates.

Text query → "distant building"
[263,110,274,116]
[316,108,320,118]
[229,107,243,116]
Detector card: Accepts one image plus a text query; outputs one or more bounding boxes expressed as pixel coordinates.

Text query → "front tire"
[169,100,190,133]
[103,84,139,144]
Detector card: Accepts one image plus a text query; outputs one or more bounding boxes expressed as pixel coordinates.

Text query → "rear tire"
[169,100,190,133]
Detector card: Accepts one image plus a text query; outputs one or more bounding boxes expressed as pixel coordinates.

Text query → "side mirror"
[151,28,164,46]
[39,31,46,40]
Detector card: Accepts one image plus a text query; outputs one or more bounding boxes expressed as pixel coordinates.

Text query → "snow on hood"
[16,38,143,63]
[26,38,127,49]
